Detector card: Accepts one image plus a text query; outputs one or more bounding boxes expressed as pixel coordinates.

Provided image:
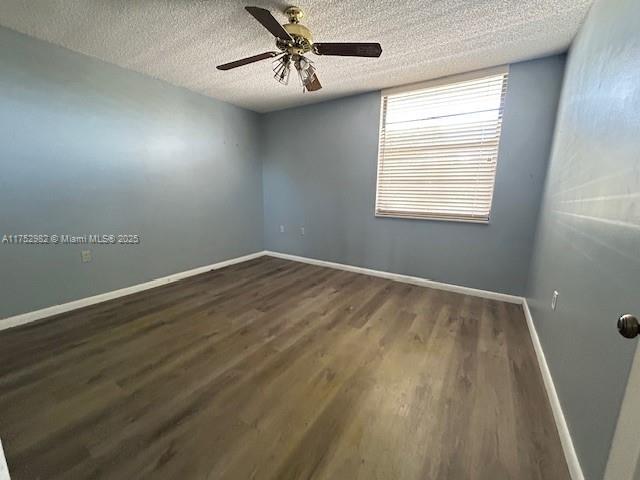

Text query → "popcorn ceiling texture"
[0,0,592,113]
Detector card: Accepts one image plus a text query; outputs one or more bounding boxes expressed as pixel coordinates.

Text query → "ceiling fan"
[216,6,382,93]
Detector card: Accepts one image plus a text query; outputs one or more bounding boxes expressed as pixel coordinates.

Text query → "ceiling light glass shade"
[272,54,291,85]
[294,55,317,93]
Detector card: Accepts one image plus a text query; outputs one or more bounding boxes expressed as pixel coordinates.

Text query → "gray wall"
[262,55,565,295]
[525,0,640,478]
[0,27,263,319]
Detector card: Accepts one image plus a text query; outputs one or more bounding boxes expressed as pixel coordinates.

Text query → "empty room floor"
[0,256,569,479]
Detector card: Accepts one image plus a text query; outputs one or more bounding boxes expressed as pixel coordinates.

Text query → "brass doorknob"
[618,314,639,339]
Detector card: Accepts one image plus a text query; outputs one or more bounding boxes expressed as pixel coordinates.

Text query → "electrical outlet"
[551,290,559,311]
[81,249,92,263]
[279,225,285,233]
[300,226,305,236]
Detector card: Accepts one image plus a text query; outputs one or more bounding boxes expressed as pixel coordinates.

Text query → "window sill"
[375,212,490,224]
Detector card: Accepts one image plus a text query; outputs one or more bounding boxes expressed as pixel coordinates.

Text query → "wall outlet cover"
[279,225,285,233]
[552,290,559,310]
[81,249,92,263]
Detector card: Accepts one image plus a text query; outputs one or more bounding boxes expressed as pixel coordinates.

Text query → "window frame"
[374,65,509,224]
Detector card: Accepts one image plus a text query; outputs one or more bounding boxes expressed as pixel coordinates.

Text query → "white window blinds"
[375,68,509,223]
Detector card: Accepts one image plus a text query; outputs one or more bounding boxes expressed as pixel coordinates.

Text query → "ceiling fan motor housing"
[277,7,313,55]
[279,23,313,54]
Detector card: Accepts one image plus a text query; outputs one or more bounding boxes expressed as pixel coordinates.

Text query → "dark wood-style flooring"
[0,256,570,479]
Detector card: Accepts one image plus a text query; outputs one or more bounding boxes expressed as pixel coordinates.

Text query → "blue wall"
[0,27,264,319]
[525,0,640,477]
[261,56,566,295]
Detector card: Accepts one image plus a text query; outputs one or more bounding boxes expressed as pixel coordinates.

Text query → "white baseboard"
[0,249,522,332]
[522,299,584,480]
[0,251,267,332]
[264,250,523,304]
[0,438,10,480]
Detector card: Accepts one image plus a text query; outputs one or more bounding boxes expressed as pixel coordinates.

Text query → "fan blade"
[306,73,322,92]
[313,42,382,57]
[245,6,293,42]
[217,52,278,71]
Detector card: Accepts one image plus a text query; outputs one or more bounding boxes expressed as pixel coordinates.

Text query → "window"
[375,67,509,223]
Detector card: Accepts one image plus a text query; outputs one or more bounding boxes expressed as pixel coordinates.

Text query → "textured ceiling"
[0,0,592,113]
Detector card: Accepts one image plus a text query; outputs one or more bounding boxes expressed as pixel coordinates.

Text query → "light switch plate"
[81,249,92,263]
[279,225,285,233]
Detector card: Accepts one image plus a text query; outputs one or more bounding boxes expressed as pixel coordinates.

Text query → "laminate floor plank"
[0,256,570,480]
